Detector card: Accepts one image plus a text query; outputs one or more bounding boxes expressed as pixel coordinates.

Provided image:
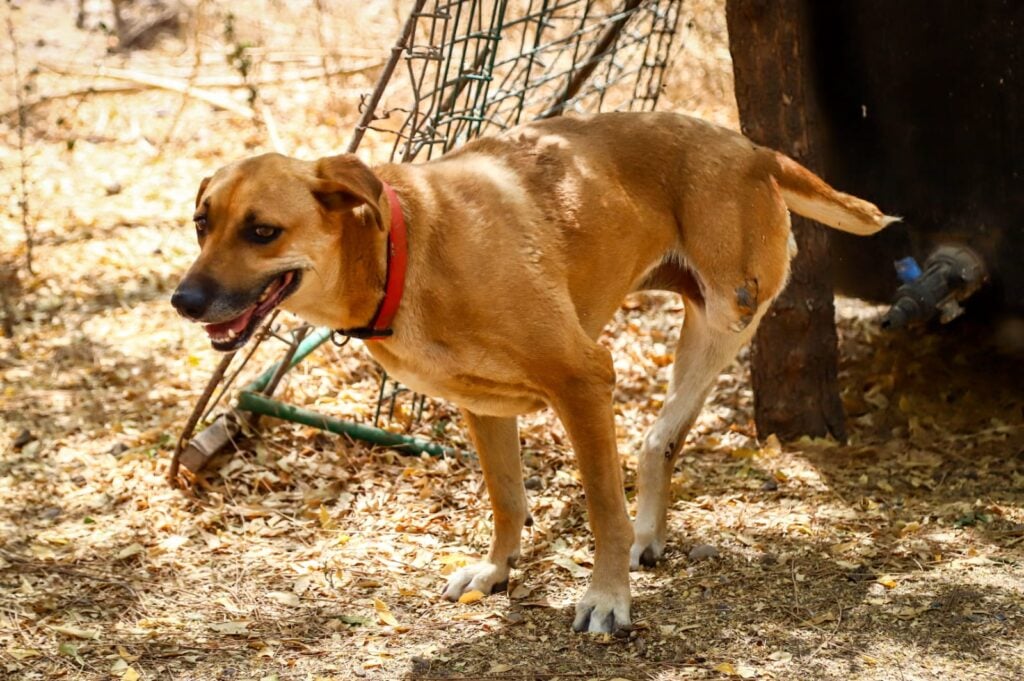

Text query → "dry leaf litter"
[1,1,1022,680]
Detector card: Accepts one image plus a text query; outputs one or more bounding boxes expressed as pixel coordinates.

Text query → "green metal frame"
[236,327,451,457]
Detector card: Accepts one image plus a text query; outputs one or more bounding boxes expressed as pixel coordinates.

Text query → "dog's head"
[171,152,385,351]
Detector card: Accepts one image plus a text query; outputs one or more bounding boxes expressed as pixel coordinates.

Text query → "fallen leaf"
[737,664,757,679]
[735,533,756,547]
[374,598,399,626]
[293,575,312,595]
[509,583,532,599]
[268,591,300,607]
[158,535,189,552]
[714,662,736,675]
[209,621,250,635]
[899,521,921,536]
[488,663,514,673]
[552,555,591,578]
[215,596,244,614]
[896,605,929,620]
[318,505,333,528]
[768,651,793,662]
[7,647,41,660]
[49,624,100,640]
[437,553,474,576]
[452,611,494,621]
[123,666,140,681]
[58,642,82,663]
[116,543,145,560]
[805,611,837,626]
[458,589,485,604]
[877,575,898,589]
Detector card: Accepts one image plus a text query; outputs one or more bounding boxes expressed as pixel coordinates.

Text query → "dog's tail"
[772,152,900,236]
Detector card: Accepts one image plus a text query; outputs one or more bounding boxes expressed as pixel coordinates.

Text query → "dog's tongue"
[204,306,255,337]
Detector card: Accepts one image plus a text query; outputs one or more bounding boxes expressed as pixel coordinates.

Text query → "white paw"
[629,532,665,570]
[442,561,510,601]
[572,585,631,633]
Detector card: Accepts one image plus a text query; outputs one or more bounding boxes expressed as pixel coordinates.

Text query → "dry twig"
[5,2,34,275]
[36,63,257,119]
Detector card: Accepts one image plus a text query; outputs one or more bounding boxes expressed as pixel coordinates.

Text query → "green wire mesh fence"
[171,0,683,483]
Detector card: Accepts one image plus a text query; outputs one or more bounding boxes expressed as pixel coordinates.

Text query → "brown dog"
[172,112,895,633]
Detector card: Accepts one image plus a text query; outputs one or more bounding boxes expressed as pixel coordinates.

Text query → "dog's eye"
[246,224,283,244]
[193,215,207,234]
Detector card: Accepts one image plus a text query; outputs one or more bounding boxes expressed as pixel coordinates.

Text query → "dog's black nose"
[171,281,211,320]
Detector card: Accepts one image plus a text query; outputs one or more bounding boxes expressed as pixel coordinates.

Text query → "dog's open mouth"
[204,270,301,351]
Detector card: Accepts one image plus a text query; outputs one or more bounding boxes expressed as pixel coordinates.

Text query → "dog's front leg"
[443,411,527,601]
[548,349,633,633]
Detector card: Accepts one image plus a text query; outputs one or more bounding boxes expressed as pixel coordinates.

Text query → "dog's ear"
[195,176,211,210]
[312,154,384,231]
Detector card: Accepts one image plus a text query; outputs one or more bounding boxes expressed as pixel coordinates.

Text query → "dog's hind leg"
[443,412,528,600]
[630,169,794,569]
[630,296,766,570]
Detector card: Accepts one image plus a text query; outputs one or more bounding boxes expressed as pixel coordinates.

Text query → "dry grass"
[1,1,1022,680]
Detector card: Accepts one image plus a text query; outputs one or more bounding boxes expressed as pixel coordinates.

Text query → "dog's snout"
[171,279,214,320]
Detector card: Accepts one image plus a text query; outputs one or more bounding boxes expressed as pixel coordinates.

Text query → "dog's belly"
[367,346,546,417]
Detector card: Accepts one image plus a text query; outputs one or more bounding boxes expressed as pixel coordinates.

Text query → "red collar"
[333,181,407,342]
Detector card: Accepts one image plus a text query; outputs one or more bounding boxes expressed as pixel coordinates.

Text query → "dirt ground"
[2,1,1022,680]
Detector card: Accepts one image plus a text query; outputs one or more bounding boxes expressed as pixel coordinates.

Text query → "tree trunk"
[726,0,846,441]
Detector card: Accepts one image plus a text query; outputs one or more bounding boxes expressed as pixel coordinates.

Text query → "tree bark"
[726,0,846,441]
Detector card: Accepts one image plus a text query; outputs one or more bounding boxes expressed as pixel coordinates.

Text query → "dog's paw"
[572,585,631,634]
[442,561,510,601]
[630,529,665,570]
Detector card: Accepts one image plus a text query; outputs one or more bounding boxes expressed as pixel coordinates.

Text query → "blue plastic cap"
[894,256,923,283]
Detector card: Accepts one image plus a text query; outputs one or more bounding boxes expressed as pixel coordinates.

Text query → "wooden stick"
[259,101,285,154]
[0,81,367,122]
[41,64,257,119]
[41,60,384,87]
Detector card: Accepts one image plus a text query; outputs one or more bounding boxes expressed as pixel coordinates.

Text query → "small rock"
[21,440,41,457]
[523,476,543,490]
[351,668,366,678]
[688,544,719,562]
[504,610,525,625]
[760,478,779,491]
[759,552,778,566]
[108,442,129,457]
[410,656,431,674]
[105,182,123,196]
[39,506,63,520]
[846,567,876,582]
[13,429,33,449]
